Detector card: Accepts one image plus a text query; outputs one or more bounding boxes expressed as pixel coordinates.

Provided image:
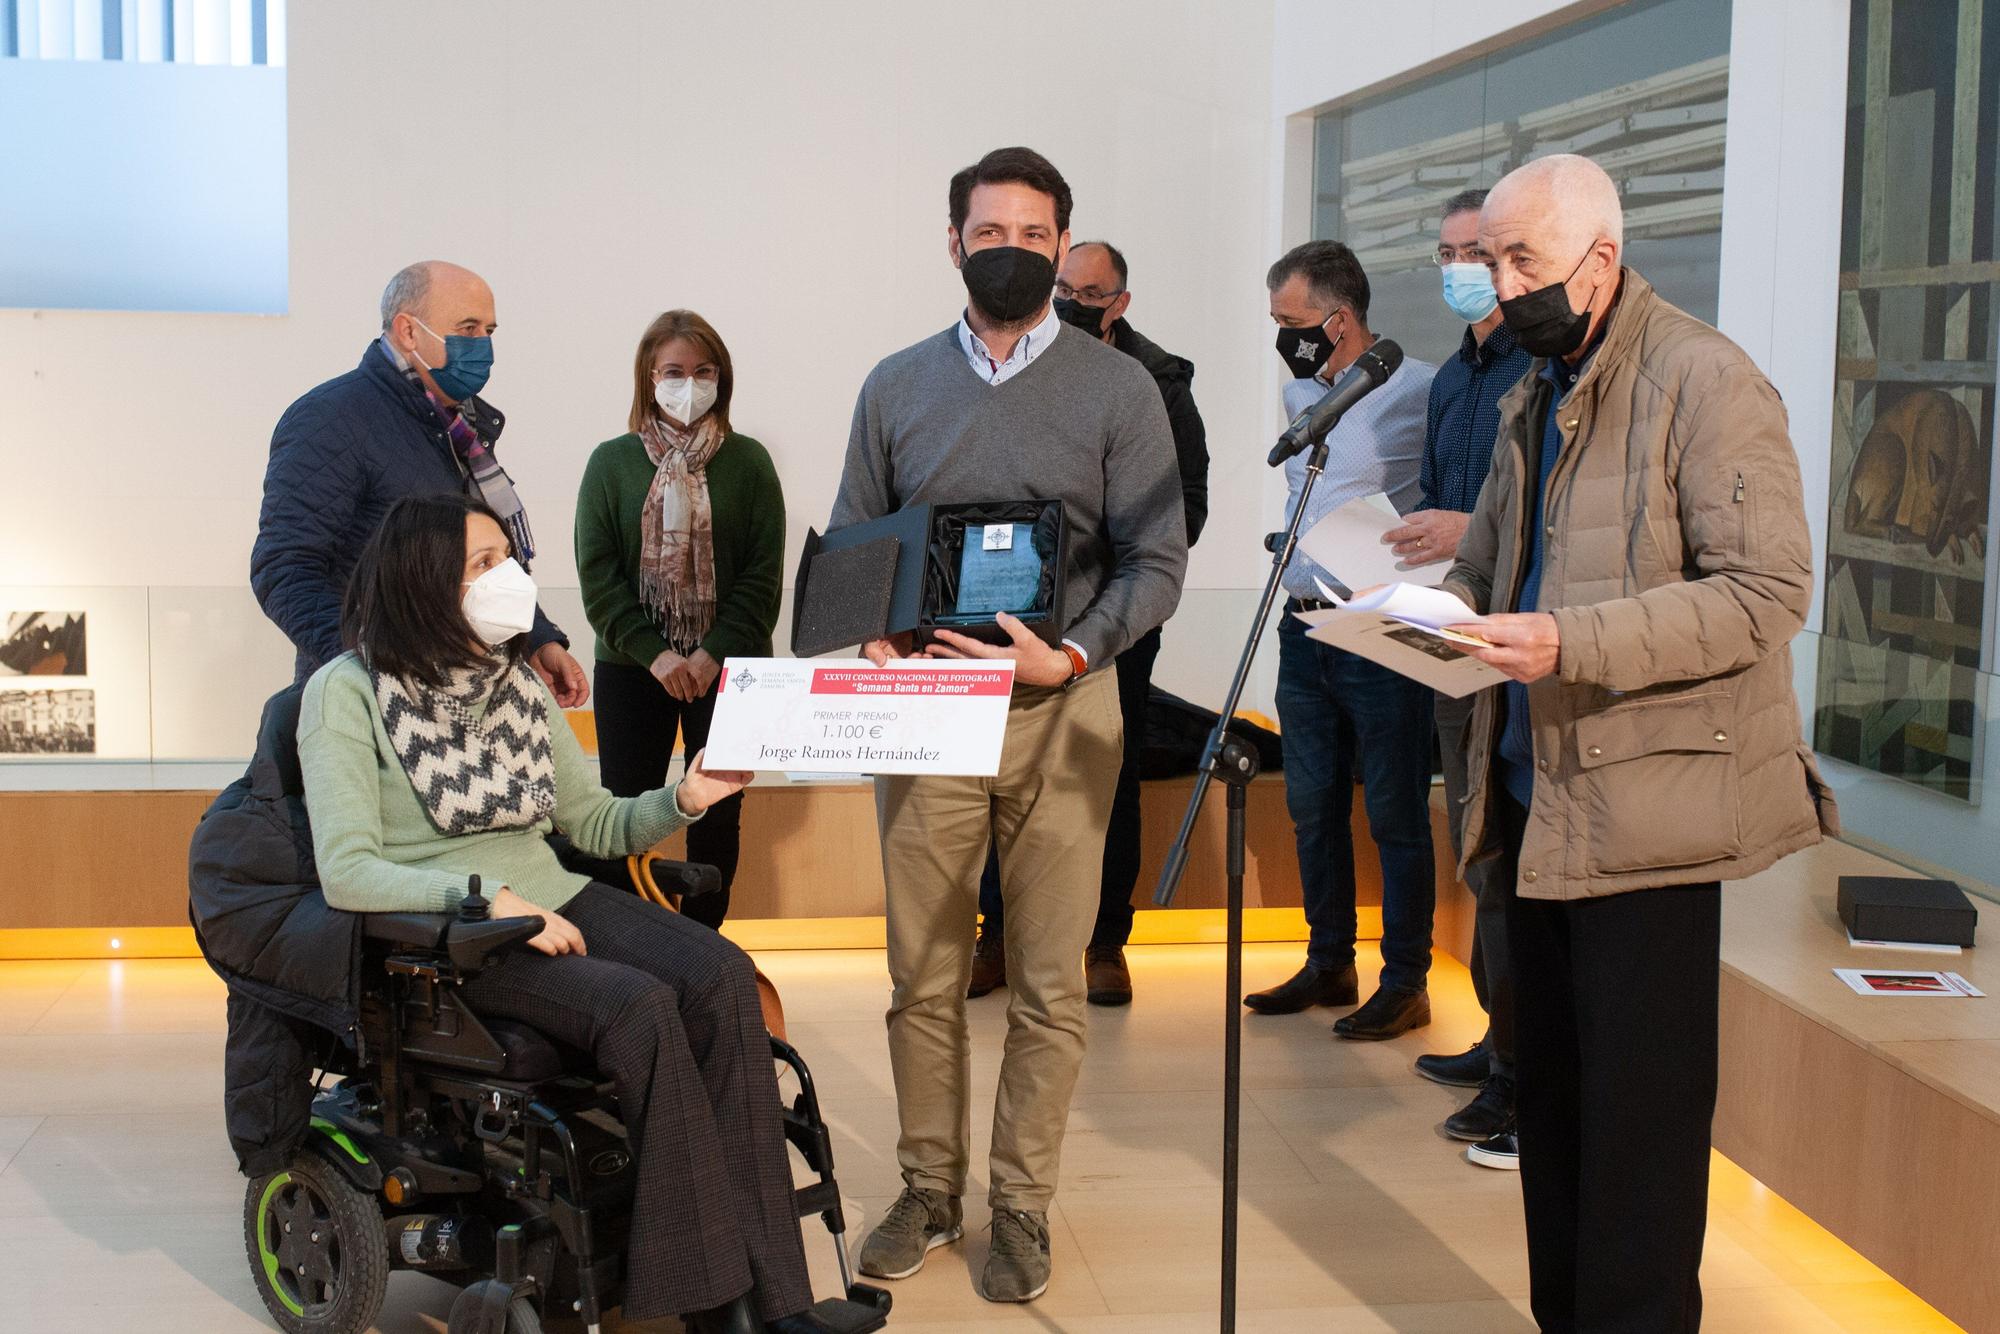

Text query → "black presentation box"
[1837,875,1978,947]
[792,500,1067,656]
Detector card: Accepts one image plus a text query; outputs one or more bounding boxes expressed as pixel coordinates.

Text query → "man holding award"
[829,146,1186,1304]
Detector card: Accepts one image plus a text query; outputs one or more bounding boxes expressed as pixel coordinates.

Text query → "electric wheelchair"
[240,859,892,1334]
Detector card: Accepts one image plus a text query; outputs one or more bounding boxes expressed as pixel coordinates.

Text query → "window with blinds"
[0,0,288,311]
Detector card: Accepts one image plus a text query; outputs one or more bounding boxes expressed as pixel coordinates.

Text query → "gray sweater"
[831,324,1188,666]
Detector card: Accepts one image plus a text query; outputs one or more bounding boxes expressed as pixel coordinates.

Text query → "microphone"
[1268,339,1405,466]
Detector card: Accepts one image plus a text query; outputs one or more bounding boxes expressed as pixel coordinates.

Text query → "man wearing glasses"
[1389,188,1536,1171]
[967,240,1210,1007]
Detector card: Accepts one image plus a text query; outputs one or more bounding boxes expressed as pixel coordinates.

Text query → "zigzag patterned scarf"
[372,656,556,836]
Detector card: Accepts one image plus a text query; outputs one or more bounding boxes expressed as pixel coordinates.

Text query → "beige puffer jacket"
[1443,270,1839,901]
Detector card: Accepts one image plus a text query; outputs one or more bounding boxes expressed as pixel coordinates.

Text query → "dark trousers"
[460,884,810,1322]
[594,659,742,929]
[1434,691,1514,1080]
[977,625,1160,952]
[1495,795,1721,1334]
[1274,614,1435,990]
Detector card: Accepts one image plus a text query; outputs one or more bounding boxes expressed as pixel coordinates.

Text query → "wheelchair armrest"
[648,857,723,900]
[446,915,544,973]
[361,912,454,949]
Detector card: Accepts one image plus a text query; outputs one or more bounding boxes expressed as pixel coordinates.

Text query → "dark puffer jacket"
[1110,318,1210,547]
[189,686,360,1175]
[249,340,565,683]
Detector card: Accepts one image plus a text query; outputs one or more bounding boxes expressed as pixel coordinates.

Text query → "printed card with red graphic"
[1833,968,1986,998]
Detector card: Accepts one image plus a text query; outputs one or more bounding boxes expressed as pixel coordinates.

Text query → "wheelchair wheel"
[242,1153,389,1334]
[446,1280,543,1333]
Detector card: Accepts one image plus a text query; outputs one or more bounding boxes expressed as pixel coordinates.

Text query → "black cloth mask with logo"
[960,244,1059,324]
[1274,312,1339,378]
[1498,247,1596,358]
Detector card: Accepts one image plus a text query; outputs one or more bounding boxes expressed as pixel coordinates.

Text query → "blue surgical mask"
[413,316,494,401]
[1441,263,1499,323]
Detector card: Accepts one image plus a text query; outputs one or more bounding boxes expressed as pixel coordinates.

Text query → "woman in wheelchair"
[299,493,818,1331]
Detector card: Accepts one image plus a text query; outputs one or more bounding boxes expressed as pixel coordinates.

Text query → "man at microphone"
[1248,240,1440,1041]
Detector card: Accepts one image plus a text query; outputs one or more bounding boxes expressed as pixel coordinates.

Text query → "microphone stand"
[1153,433,1331,1334]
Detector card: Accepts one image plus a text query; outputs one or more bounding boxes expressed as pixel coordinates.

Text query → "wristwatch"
[1058,641,1089,689]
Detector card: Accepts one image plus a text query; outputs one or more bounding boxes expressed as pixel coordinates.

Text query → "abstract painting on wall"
[1815,0,1998,804]
[0,611,88,677]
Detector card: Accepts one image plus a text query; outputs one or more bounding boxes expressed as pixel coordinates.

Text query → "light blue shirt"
[1279,350,1438,599]
[956,305,1063,385]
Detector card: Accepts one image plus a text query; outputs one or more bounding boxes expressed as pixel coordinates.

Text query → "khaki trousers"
[874,668,1121,1212]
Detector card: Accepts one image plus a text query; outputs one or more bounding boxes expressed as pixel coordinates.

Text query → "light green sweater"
[298,653,696,914]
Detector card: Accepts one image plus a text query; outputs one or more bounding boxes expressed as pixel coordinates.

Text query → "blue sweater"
[251,342,565,682]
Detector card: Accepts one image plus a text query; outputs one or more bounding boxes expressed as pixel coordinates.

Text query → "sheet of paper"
[1294,606,1507,698]
[1297,492,1447,591]
[1832,968,1986,997]
[704,657,1016,775]
[1844,929,1963,955]
[1335,581,1484,631]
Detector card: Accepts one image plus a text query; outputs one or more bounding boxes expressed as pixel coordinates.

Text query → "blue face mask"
[413,316,494,401]
[1441,262,1499,323]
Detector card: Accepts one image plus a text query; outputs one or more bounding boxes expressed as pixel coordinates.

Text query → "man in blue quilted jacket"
[250,260,587,704]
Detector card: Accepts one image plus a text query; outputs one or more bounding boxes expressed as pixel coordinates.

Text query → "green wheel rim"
[256,1170,345,1318]
[255,1173,306,1317]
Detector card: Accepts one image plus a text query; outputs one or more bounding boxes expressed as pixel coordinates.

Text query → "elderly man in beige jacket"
[1439,154,1838,1333]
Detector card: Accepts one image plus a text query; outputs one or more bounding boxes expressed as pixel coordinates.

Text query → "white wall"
[0,0,1276,600]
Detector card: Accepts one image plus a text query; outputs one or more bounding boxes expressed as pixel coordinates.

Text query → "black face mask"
[1498,246,1596,358]
[1054,295,1110,337]
[1274,311,1339,378]
[959,244,1058,324]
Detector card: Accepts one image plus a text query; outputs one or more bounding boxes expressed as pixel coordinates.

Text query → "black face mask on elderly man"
[959,243,1058,324]
[1498,244,1598,359]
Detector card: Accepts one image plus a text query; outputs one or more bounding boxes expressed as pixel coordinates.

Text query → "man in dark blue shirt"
[1386,189,1533,1170]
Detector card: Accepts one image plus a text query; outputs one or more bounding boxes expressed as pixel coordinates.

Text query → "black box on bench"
[1837,876,1978,947]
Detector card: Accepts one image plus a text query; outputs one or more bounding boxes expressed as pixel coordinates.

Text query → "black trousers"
[594,659,743,928]
[1435,692,1513,1079]
[977,625,1161,951]
[1497,795,1721,1334]
[460,884,810,1322]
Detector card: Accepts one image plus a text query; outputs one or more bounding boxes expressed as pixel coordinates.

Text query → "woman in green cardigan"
[298,494,818,1330]
[576,309,784,929]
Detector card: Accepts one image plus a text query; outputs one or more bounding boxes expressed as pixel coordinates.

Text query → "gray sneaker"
[980,1206,1051,1303]
[857,1185,962,1279]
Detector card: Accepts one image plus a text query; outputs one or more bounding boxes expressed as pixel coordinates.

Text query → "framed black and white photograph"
[0,610,88,677]
[0,687,97,754]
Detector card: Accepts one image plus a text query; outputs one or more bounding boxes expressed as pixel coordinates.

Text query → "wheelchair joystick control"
[458,874,491,923]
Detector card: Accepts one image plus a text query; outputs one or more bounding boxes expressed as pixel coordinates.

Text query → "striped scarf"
[428,389,537,564]
[373,656,556,836]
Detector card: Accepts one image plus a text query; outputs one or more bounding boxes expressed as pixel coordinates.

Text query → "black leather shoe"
[1244,963,1358,1014]
[1331,985,1430,1040]
[1443,1075,1514,1141]
[1414,1038,1489,1088]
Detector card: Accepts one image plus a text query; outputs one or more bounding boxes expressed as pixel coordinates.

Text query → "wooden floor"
[0,941,1959,1332]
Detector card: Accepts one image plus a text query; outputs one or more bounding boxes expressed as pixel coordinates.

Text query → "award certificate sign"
[702,657,1016,775]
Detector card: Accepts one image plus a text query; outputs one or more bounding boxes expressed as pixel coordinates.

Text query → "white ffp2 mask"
[654,376,718,427]
[462,558,538,645]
